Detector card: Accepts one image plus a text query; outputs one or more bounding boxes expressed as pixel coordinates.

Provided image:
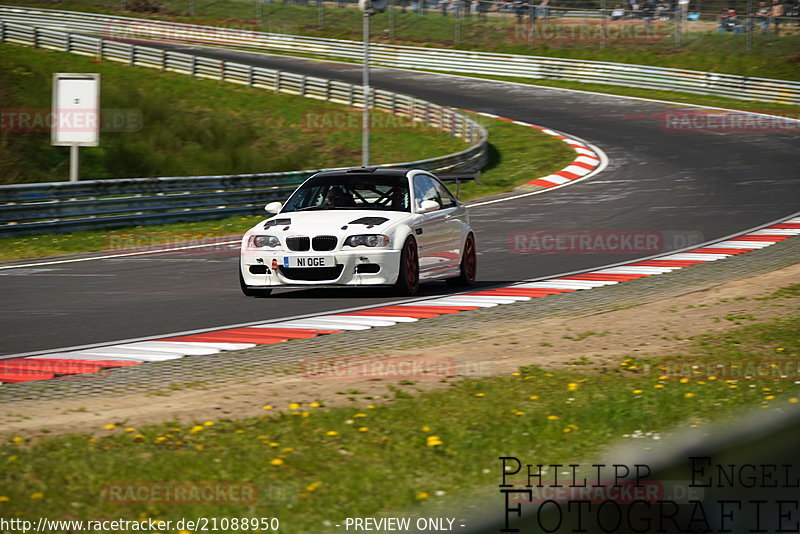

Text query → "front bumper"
[240,248,402,288]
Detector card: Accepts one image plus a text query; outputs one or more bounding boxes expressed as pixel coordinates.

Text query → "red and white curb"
[468,111,603,191]
[2,215,798,385]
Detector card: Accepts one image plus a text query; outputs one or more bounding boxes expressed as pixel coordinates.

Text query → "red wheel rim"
[405,241,419,290]
[464,235,476,281]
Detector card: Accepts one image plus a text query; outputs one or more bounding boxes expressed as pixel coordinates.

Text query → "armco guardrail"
[1,5,799,104]
[0,21,487,237]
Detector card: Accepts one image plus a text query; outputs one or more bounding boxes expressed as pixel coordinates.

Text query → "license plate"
[283,256,335,268]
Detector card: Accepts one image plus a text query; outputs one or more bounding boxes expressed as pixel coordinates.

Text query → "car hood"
[252,210,412,237]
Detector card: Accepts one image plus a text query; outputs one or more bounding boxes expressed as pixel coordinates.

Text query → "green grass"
[3,0,799,80]
[0,43,467,184]
[1,308,797,532]
[0,116,574,261]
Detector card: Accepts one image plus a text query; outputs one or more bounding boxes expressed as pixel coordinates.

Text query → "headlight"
[344,234,390,247]
[248,235,281,248]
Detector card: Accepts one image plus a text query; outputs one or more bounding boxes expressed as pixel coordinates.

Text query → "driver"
[325,187,356,207]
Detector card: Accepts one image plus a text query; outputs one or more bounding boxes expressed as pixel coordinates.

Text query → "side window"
[413,175,440,209]
[432,179,457,209]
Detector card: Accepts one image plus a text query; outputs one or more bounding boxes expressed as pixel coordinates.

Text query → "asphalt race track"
[1,44,798,356]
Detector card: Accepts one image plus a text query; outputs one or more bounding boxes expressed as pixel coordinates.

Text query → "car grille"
[286,236,310,251]
[312,235,337,251]
[279,265,344,281]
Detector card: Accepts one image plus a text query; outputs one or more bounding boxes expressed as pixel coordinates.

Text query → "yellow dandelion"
[133,434,145,441]
[684,393,695,398]
[262,405,274,410]
[367,404,376,409]
[103,424,116,430]
[270,458,284,466]
[289,403,300,410]
[235,429,245,434]
[474,393,485,398]
[679,378,690,384]
[154,436,167,443]
[10,437,23,444]
[203,421,214,427]
[547,415,560,421]
[30,492,44,500]
[326,431,339,437]
[659,375,668,380]
[309,402,321,408]
[426,436,443,447]
[195,445,204,451]
[765,395,776,400]
[628,366,638,370]
[189,425,204,434]
[353,413,367,418]
[632,389,643,395]
[512,372,521,376]
[358,427,369,432]
[708,376,717,381]
[87,438,97,444]
[306,482,321,492]
[124,427,135,432]
[563,427,572,433]
[416,492,429,500]
[567,383,579,391]
[776,348,785,352]
[6,456,18,462]
[269,442,280,447]
[421,426,431,432]
[529,395,539,400]
[729,385,738,389]
[0,496,9,502]
[619,362,628,366]
[301,411,310,418]
[282,447,294,452]
[569,424,579,430]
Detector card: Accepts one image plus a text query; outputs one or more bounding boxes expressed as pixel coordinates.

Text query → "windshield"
[281,174,410,213]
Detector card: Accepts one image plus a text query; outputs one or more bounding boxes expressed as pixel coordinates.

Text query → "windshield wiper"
[294,205,331,212]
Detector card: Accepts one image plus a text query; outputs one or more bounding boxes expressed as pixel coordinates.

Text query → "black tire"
[240,270,273,298]
[394,236,420,296]
[447,233,477,287]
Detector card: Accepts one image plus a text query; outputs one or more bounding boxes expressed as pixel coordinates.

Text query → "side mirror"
[265,202,283,214]
[418,200,440,214]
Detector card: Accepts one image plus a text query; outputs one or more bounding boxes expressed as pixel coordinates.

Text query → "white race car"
[239,167,476,297]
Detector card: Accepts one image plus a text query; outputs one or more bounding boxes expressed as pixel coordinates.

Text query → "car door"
[412,174,459,278]
[430,177,466,268]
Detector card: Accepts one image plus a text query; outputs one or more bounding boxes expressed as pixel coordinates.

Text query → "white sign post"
[52,73,100,182]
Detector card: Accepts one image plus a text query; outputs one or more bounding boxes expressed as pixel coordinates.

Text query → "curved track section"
[1,45,798,356]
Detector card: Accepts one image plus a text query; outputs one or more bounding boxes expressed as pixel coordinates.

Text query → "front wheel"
[394,236,419,296]
[447,233,477,287]
[240,270,273,298]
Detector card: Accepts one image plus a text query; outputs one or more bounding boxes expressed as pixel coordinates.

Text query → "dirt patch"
[2,263,798,437]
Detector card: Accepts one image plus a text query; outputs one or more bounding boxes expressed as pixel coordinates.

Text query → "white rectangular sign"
[52,73,100,146]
